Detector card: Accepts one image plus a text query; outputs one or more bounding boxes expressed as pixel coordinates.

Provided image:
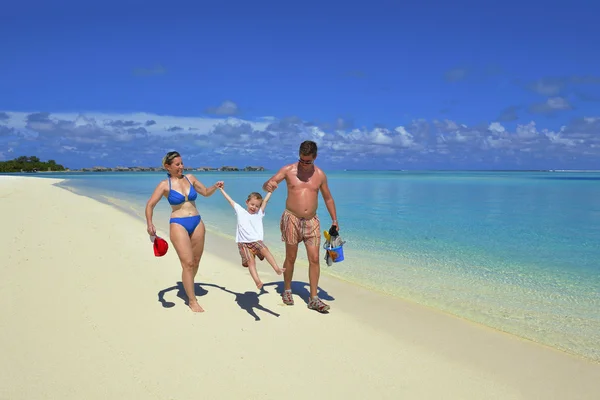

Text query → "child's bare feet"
[188,300,205,313]
[256,281,264,290]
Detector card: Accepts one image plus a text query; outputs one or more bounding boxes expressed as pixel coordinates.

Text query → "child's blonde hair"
[247,192,263,202]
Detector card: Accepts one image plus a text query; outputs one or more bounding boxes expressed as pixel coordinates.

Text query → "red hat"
[153,236,169,257]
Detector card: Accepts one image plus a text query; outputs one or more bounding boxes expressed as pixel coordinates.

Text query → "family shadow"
[157,280,335,320]
[219,285,279,321]
[157,281,278,321]
[157,281,208,309]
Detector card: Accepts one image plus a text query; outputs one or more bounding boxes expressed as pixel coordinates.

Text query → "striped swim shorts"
[280,209,321,247]
[237,240,267,267]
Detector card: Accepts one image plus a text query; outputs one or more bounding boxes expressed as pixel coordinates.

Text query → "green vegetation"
[0,156,67,173]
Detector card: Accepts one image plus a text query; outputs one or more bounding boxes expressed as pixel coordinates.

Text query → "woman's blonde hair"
[162,151,181,165]
[162,151,181,176]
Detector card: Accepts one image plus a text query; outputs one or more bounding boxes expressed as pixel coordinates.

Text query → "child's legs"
[246,258,263,288]
[238,242,263,288]
[260,246,281,272]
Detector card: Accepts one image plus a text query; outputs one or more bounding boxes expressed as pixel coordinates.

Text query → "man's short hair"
[299,140,318,157]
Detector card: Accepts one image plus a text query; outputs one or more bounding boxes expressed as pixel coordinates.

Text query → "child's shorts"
[237,240,267,267]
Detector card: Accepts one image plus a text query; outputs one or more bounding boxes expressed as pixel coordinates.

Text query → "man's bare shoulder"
[280,163,297,175]
[315,166,327,179]
[314,165,326,174]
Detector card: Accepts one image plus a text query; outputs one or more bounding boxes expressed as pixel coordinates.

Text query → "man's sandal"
[308,297,330,313]
[282,290,294,305]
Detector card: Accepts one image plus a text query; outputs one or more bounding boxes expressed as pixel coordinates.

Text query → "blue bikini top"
[167,176,198,205]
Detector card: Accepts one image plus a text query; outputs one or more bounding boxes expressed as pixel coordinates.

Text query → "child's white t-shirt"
[233,203,265,243]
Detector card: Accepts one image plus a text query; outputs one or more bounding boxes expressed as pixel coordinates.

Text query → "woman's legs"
[170,221,204,312]
[190,220,206,277]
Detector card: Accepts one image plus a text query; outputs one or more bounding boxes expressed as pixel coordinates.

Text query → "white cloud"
[484,136,511,149]
[440,119,461,131]
[529,96,572,114]
[3,111,270,136]
[1,110,600,169]
[394,126,415,148]
[546,131,577,147]
[516,121,539,139]
[371,128,393,145]
[0,147,13,160]
[528,78,565,96]
[547,97,571,110]
[488,122,505,134]
[206,100,239,116]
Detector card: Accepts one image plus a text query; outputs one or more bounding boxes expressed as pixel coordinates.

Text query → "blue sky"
[1,0,599,170]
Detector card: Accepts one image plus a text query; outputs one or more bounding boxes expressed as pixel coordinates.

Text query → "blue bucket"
[327,245,345,263]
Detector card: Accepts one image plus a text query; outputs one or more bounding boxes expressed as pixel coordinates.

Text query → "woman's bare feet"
[188,300,205,313]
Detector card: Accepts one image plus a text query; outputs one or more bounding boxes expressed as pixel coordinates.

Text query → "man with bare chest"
[262,140,339,312]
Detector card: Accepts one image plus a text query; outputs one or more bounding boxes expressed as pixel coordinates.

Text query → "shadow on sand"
[218,286,279,321]
[157,282,281,321]
[262,280,335,306]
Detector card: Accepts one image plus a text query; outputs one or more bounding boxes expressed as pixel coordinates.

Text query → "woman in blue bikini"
[145,151,224,313]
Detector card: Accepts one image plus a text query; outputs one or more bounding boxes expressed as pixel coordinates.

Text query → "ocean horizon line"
[2,168,600,175]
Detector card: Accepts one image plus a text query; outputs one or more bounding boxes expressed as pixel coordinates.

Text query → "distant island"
[71,165,266,172]
[0,156,66,173]
[0,156,265,173]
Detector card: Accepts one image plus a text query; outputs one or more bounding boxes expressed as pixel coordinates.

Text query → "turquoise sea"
[14,170,600,362]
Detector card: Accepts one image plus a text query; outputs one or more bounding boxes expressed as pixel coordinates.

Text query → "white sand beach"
[1,176,599,400]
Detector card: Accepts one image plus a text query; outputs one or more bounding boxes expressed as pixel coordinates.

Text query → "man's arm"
[260,191,272,213]
[262,165,288,192]
[320,173,339,230]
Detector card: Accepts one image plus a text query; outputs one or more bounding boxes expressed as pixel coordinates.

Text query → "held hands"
[215,181,224,189]
[264,179,278,192]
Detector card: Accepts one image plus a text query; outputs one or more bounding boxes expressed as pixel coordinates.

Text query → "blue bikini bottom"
[170,215,202,236]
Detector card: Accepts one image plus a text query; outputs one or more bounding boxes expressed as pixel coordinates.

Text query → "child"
[218,186,285,289]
